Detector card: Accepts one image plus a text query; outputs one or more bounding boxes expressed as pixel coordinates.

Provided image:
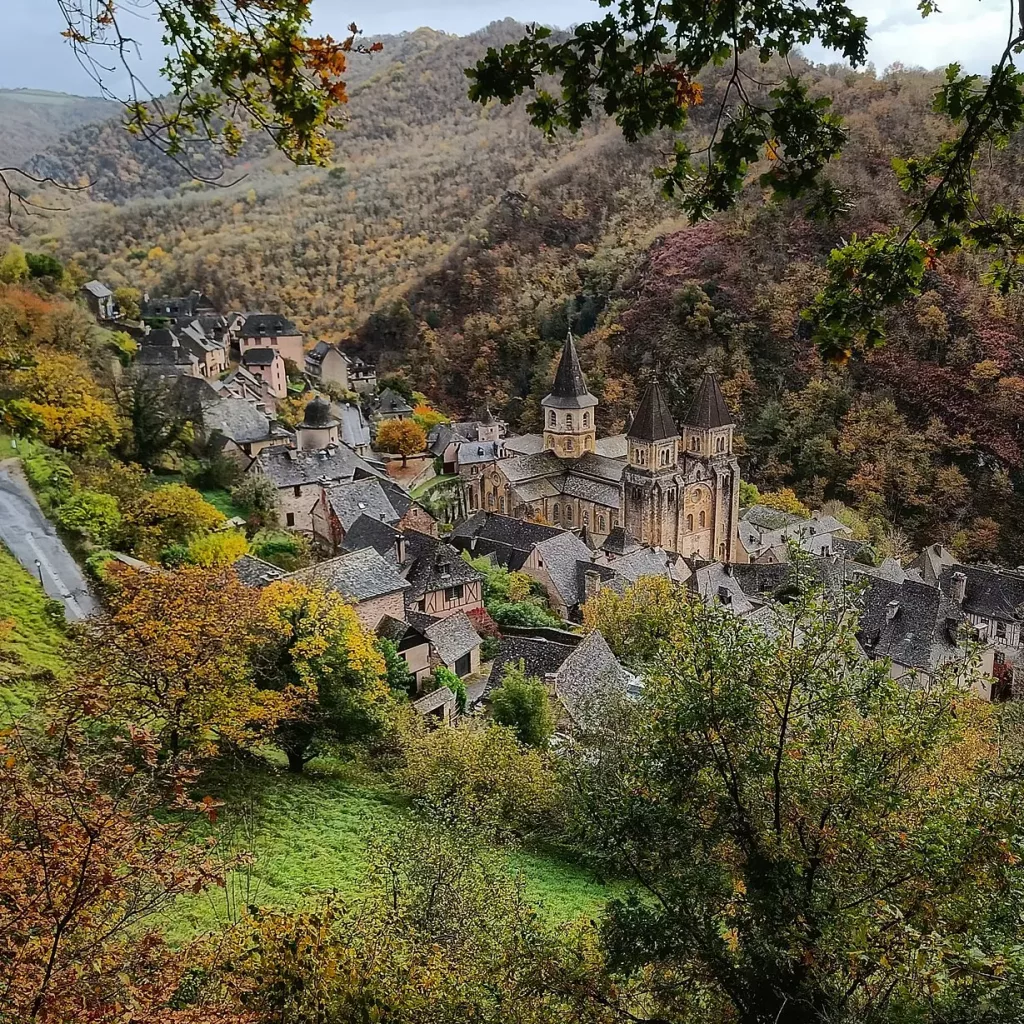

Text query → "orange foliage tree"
[83,566,286,755]
[375,418,426,466]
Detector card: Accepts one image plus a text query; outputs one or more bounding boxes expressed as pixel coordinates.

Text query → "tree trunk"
[285,748,306,773]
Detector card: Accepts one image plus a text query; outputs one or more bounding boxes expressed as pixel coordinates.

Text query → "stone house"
[377,610,482,690]
[449,512,565,570]
[304,340,372,392]
[376,387,413,421]
[289,547,409,629]
[522,530,596,622]
[142,290,215,320]
[81,280,114,319]
[312,477,401,550]
[295,396,341,450]
[401,532,484,619]
[347,356,377,394]
[738,506,852,563]
[241,347,287,398]
[238,313,304,367]
[200,397,293,458]
[377,614,433,689]
[553,629,641,731]
[253,442,379,532]
[177,320,229,377]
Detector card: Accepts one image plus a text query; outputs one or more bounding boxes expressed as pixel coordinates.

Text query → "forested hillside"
[0,89,118,166]
[16,22,1024,560]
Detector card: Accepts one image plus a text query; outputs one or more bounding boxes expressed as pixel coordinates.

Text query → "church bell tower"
[542,332,598,457]
[624,378,680,549]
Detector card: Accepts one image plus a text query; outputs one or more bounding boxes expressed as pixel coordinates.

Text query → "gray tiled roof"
[377,387,413,415]
[455,440,504,466]
[241,347,278,366]
[402,532,483,603]
[560,474,620,507]
[341,514,403,561]
[627,379,678,441]
[601,527,642,556]
[502,433,545,456]
[256,443,375,488]
[334,402,371,449]
[409,610,481,666]
[594,434,629,459]
[741,504,805,532]
[486,635,577,691]
[543,332,598,409]
[534,531,594,609]
[291,547,409,601]
[412,686,456,715]
[449,511,563,570]
[939,563,1024,622]
[554,629,638,727]
[202,397,277,444]
[683,369,735,428]
[325,478,399,531]
[232,554,288,588]
[240,313,298,337]
[83,279,112,297]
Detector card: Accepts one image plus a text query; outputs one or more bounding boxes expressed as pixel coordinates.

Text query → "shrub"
[489,660,555,747]
[231,475,279,527]
[56,489,122,546]
[85,549,118,581]
[22,450,74,510]
[120,484,225,557]
[188,455,243,492]
[186,529,249,567]
[431,665,466,715]
[249,530,309,570]
[376,637,414,695]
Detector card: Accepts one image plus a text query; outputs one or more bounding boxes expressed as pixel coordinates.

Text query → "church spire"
[683,368,735,428]
[544,331,596,408]
[627,378,678,442]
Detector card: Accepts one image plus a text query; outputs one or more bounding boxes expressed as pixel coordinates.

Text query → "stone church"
[470,332,742,560]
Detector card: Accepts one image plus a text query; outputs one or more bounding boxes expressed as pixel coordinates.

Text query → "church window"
[500,496,506,513]
[583,510,589,527]
[583,411,590,427]
[699,511,706,528]
[667,490,674,505]
[549,410,556,427]
[686,514,694,531]
[553,503,560,522]
[716,436,725,452]
[719,543,726,558]
[566,437,574,452]
[585,437,592,451]
[598,514,606,531]
[566,413,573,430]
[565,506,573,525]
[690,436,700,451]
[632,487,642,502]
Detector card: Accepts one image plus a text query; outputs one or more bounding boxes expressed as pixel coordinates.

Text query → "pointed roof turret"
[684,368,735,428]
[627,378,678,441]
[543,331,597,409]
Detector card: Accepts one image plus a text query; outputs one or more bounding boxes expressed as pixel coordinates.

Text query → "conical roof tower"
[627,378,678,441]
[683,368,735,428]
[543,332,597,409]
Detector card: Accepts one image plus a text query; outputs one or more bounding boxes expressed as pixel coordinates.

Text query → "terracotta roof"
[683,369,735,428]
[627,379,678,441]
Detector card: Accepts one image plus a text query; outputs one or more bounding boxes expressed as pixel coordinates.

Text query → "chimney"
[584,569,603,603]
[933,543,942,555]
[395,535,407,563]
[723,563,733,576]
[718,585,733,605]
[886,600,900,622]
[950,571,967,606]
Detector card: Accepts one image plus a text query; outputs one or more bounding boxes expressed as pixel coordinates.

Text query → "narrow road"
[0,460,99,621]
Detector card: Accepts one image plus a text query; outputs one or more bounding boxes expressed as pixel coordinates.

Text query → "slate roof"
[402,532,483,603]
[377,387,413,415]
[202,398,279,445]
[455,440,504,466]
[412,686,456,715]
[534,531,595,611]
[335,402,371,449]
[241,347,279,366]
[560,474,620,508]
[324,478,399,531]
[594,434,629,459]
[628,379,679,441]
[601,527,642,556]
[741,505,804,532]
[305,340,349,368]
[502,433,545,456]
[341,514,404,561]
[376,613,428,651]
[938,564,1024,622]
[256,443,375,488]
[427,423,459,457]
[449,512,563,570]
[83,279,112,298]
[912,543,960,586]
[409,610,481,667]
[688,563,756,615]
[858,576,963,672]
[291,547,409,601]
[543,332,598,409]
[240,313,298,337]
[232,554,288,588]
[684,369,735,428]
[611,546,686,584]
[554,630,639,727]
[486,635,577,692]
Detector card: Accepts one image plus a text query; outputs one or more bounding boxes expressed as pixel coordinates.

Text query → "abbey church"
[472,333,742,560]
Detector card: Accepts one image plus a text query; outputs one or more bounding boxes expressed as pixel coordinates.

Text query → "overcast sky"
[0,0,1011,96]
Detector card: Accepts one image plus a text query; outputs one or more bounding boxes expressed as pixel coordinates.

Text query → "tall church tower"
[680,369,741,562]
[542,332,598,457]
[624,378,680,548]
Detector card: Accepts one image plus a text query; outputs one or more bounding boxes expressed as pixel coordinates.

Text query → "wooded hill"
[10,21,1024,561]
[0,88,119,166]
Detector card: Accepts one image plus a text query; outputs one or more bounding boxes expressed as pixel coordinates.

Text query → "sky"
[0,0,1012,97]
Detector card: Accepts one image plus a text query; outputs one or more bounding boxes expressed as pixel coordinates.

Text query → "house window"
[293,485,302,497]
[699,511,706,528]
[565,506,573,525]
[996,621,1007,639]
[286,512,295,527]
[686,514,693,531]
[444,584,464,603]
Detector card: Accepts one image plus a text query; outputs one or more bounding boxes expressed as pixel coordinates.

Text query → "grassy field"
[199,487,245,519]
[409,473,458,500]
[0,547,67,721]
[162,757,617,944]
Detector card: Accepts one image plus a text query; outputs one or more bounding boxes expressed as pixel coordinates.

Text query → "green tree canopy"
[490,660,555,748]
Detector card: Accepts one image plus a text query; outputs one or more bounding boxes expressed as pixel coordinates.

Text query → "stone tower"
[624,378,681,549]
[542,332,598,457]
[295,395,340,451]
[680,369,741,562]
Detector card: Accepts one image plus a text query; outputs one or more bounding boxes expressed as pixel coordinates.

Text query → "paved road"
[0,460,99,621]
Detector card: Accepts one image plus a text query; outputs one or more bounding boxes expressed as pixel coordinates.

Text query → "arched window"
[598,514,606,532]
[583,510,589,527]
[499,496,506,513]
[632,487,642,502]
[566,437,574,452]
[583,411,589,427]
[716,436,725,452]
[686,514,694,531]
[549,410,556,427]
[719,543,726,558]
[699,511,706,528]
[487,493,495,508]
[584,437,592,451]
[565,506,574,525]
[667,490,674,505]
[553,503,560,522]
[566,413,573,430]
